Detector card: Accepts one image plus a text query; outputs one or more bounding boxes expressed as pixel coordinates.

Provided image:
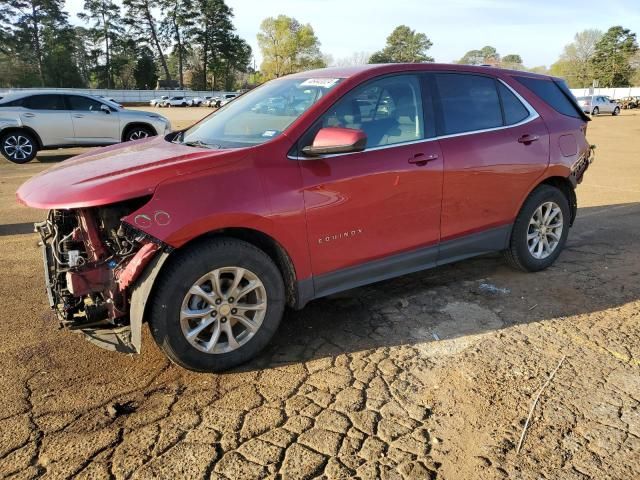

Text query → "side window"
[497,82,529,125]
[319,75,425,148]
[68,95,104,112]
[24,95,66,110]
[0,98,24,107]
[435,73,502,135]
[514,76,582,119]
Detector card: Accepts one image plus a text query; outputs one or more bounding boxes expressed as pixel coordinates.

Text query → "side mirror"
[100,104,111,114]
[302,127,367,157]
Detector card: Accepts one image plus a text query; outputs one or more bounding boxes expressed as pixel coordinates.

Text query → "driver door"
[297,74,443,290]
[67,95,120,144]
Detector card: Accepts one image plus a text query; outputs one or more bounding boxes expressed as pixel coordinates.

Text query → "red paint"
[311,127,366,149]
[116,242,160,290]
[17,64,590,284]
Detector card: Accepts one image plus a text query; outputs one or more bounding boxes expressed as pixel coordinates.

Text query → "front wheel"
[1,131,38,164]
[592,107,599,115]
[503,185,570,272]
[149,238,285,372]
[125,126,153,142]
[613,106,620,116]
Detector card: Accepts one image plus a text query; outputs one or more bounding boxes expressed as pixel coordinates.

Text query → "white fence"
[570,87,640,99]
[0,88,236,104]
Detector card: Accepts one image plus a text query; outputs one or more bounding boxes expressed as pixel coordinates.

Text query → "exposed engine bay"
[35,199,163,352]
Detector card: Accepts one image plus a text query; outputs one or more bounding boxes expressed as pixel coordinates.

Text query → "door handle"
[408,153,438,166]
[73,114,85,118]
[22,113,35,118]
[518,134,539,145]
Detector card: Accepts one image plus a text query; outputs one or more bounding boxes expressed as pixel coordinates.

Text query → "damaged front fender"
[128,250,170,353]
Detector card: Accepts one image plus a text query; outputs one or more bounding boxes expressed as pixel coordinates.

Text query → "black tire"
[149,237,285,372]
[613,106,620,116]
[503,185,570,272]
[125,126,154,142]
[0,130,38,164]
[181,102,187,107]
[592,106,599,115]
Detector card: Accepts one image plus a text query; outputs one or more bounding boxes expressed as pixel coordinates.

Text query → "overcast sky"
[65,0,640,67]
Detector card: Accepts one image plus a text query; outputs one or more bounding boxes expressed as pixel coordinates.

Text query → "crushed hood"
[16,136,241,209]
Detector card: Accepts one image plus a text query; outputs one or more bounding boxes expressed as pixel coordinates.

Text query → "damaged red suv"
[17,64,592,372]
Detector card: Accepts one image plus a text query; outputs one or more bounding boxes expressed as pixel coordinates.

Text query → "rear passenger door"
[20,94,74,146]
[67,95,120,144]
[432,73,549,244]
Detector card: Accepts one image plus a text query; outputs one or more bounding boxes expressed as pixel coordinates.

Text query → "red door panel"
[300,141,443,276]
[439,116,549,241]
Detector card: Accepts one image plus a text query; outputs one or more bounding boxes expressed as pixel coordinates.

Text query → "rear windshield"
[514,76,588,121]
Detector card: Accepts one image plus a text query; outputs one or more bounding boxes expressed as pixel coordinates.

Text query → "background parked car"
[0,91,171,163]
[159,96,188,107]
[619,96,639,109]
[187,96,203,106]
[209,93,238,108]
[218,94,239,108]
[150,95,169,107]
[577,95,621,115]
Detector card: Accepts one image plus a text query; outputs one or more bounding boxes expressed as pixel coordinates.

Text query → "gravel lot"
[1,107,639,479]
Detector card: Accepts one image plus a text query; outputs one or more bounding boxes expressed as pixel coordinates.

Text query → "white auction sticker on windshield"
[300,78,340,88]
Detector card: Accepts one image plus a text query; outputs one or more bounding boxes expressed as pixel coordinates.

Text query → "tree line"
[0,1,638,91]
[0,0,252,90]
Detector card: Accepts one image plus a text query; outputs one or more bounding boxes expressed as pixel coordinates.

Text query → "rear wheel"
[149,238,285,372]
[613,106,620,116]
[503,185,570,272]
[592,106,599,115]
[1,131,38,164]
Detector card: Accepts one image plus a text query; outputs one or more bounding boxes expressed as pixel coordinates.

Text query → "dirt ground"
[0,107,639,480]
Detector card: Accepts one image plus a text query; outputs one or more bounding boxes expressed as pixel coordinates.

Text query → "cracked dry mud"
[1,109,639,479]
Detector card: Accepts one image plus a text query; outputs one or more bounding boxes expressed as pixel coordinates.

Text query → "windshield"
[180,77,342,148]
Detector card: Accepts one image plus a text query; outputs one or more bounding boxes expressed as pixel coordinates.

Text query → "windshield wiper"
[182,139,222,149]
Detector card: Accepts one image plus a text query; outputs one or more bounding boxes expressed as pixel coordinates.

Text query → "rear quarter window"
[514,76,582,119]
[497,82,529,125]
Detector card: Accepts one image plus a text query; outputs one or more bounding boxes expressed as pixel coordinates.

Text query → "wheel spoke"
[236,302,266,312]
[185,316,215,339]
[546,208,561,224]
[189,285,216,304]
[232,314,258,333]
[181,306,214,320]
[204,322,222,352]
[235,281,259,300]
[222,320,240,349]
[206,270,223,297]
[228,267,245,297]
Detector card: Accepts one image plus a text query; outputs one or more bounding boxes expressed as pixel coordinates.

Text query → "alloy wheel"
[527,201,563,260]
[180,267,267,354]
[128,129,149,141]
[3,135,33,161]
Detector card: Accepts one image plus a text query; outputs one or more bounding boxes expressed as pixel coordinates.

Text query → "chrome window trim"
[289,77,540,161]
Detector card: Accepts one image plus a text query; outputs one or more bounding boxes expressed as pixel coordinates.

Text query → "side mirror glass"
[302,127,367,157]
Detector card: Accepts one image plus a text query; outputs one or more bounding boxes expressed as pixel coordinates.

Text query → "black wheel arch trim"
[0,126,43,148]
[122,122,157,141]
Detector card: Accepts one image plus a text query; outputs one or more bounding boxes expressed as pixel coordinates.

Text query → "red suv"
[17,64,592,372]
